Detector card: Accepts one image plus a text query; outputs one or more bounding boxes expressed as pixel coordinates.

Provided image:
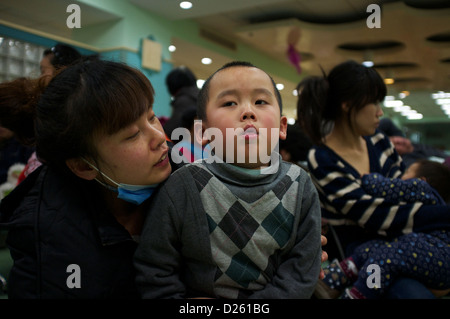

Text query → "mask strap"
[82,158,119,191]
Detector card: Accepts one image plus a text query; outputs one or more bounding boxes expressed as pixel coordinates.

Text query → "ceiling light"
[383,100,403,108]
[384,78,394,85]
[436,99,450,105]
[362,61,374,67]
[292,89,298,96]
[393,105,410,112]
[406,113,423,120]
[168,45,176,52]
[180,1,192,10]
[276,83,284,91]
[287,118,296,125]
[196,79,205,88]
[398,91,409,99]
[201,57,212,65]
[431,91,450,99]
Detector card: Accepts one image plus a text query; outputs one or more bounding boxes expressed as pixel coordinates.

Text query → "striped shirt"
[307,132,450,239]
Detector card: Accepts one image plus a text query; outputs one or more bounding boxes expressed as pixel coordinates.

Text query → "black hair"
[0,59,155,172]
[296,60,386,145]
[197,61,283,121]
[43,43,82,69]
[414,159,450,203]
[165,66,197,96]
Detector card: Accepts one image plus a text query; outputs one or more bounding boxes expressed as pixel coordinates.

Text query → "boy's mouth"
[242,125,258,140]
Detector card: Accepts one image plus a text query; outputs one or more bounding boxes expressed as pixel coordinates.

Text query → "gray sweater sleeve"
[249,173,322,299]
[134,170,215,299]
[134,181,186,299]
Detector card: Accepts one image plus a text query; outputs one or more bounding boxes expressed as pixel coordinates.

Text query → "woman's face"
[350,102,384,136]
[93,107,172,186]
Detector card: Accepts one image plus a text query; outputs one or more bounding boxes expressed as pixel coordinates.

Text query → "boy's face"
[201,66,287,169]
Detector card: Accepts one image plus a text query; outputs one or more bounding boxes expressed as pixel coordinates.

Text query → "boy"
[134,61,322,299]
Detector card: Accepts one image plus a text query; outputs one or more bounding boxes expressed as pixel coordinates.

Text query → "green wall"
[2,0,301,117]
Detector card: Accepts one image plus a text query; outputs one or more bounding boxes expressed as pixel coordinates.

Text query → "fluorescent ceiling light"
[201,57,212,65]
[180,1,192,10]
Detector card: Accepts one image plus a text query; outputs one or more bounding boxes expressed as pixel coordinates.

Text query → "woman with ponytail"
[0,59,173,298]
[297,60,450,299]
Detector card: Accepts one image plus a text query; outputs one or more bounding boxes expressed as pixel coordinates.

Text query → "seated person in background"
[170,108,210,163]
[297,60,450,299]
[163,66,199,142]
[317,159,450,299]
[40,43,82,76]
[379,118,449,168]
[279,123,312,168]
[134,61,323,299]
[0,126,34,185]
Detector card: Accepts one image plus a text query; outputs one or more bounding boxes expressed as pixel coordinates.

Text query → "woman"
[0,59,172,298]
[297,60,450,298]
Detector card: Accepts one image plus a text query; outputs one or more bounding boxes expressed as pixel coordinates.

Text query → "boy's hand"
[320,235,328,280]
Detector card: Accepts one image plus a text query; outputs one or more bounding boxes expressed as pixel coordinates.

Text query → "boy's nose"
[240,105,257,121]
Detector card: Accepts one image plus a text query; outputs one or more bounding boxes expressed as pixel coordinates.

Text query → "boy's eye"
[255,100,268,105]
[223,101,237,107]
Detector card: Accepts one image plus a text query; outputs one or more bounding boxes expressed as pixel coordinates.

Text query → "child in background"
[317,159,450,299]
[134,61,322,299]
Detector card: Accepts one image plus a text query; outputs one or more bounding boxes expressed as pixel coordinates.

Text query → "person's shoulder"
[165,161,207,185]
[308,145,338,167]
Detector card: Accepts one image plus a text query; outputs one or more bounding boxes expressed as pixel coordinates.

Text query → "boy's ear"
[194,119,209,146]
[279,116,288,140]
[65,158,97,180]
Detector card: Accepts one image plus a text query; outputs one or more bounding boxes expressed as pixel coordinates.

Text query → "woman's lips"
[154,152,169,167]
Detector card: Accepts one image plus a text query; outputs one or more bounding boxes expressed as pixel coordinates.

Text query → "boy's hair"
[415,159,450,203]
[197,61,283,121]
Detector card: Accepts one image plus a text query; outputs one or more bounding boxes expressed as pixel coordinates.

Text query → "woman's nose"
[148,123,167,150]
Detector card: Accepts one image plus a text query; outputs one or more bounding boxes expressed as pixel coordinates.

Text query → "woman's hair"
[0,76,50,145]
[0,59,155,171]
[415,159,450,203]
[296,60,386,145]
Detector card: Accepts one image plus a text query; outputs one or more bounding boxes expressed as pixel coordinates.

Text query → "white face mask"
[83,159,159,205]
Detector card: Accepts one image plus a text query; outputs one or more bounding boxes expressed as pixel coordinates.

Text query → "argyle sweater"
[134,158,322,299]
[307,132,450,243]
